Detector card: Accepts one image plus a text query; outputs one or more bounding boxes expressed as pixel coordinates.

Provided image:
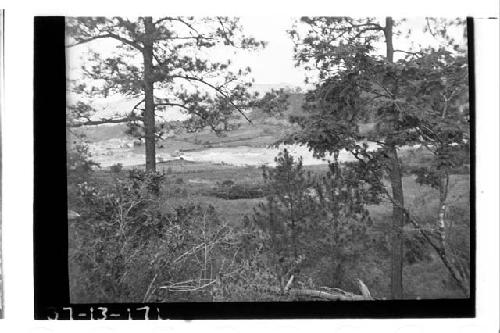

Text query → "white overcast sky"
[67,17,307,88]
[234,17,305,86]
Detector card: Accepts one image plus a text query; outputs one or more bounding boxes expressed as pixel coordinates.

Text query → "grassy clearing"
[77,158,469,231]
[69,150,470,300]
[76,117,293,151]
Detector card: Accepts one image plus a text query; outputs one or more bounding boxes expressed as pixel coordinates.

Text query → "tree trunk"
[384,17,394,63]
[387,145,405,299]
[436,171,470,296]
[143,17,156,172]
[384,16,404,299]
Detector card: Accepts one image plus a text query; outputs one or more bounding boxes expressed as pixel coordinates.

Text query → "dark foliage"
[240,149,379,293]
[69,177,236,302]
[207,183,265,200]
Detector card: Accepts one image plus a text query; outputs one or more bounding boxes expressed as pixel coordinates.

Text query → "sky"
[67,17,307,89]
[233,17,305,87]
[67,17,467,120]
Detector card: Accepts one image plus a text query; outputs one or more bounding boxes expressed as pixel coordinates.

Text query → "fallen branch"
[285,288,370,301]
[278,276,373,301]
[142,273,158,302]
[159,279,216,292]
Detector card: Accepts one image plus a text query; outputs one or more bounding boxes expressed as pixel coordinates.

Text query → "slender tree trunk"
[386,145,405,299]
[143,16,156,172]
[436,171,470,295]
[384,17,394,63]
[384,16,405,299]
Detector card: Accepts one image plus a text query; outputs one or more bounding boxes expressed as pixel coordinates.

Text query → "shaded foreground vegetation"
[68,148,470,303]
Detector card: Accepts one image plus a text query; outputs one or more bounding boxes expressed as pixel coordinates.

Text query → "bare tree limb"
[159,279,216,292]
[283,287,372,301]
[142,273,158,302]
[68,32,143,51]
[69,116,132,128]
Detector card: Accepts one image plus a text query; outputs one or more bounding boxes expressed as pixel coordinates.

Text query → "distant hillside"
[74,92,306,144]
[286,93,305,117]
[249,92,305,121]
[250,83,300,96]
[73,123,130,142]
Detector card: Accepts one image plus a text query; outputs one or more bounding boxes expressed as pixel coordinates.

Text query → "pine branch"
[393,49,424,57]
[156,17,200,35]
[69,116,133,128]
[171,75,253,124]
[155,101,191,111]
[131,98,145,113]
[67,32,143,51]
[350,22,384,30]
[353,27,385,39]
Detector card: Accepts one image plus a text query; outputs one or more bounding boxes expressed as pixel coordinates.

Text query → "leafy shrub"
[222,180,234,187]
[220,228,294,301]
[128,168,166,196]
[70,178,238,303]
[404,233,433,265]
[110,163,123,173]
[208,183,265,200]
[67,141,100,177]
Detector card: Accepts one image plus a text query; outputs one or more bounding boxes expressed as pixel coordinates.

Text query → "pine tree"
[67,17,265,171]
[288,17,469,297]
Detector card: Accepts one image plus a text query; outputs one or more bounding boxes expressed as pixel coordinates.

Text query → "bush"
[175,177,184,184]
[70,178,237,303]
[222,180,234,187]
[128,169,166,196]
[110,163,123,173]
[241,149,376,292]
[208,183,265,200]
[67,141,100,178]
